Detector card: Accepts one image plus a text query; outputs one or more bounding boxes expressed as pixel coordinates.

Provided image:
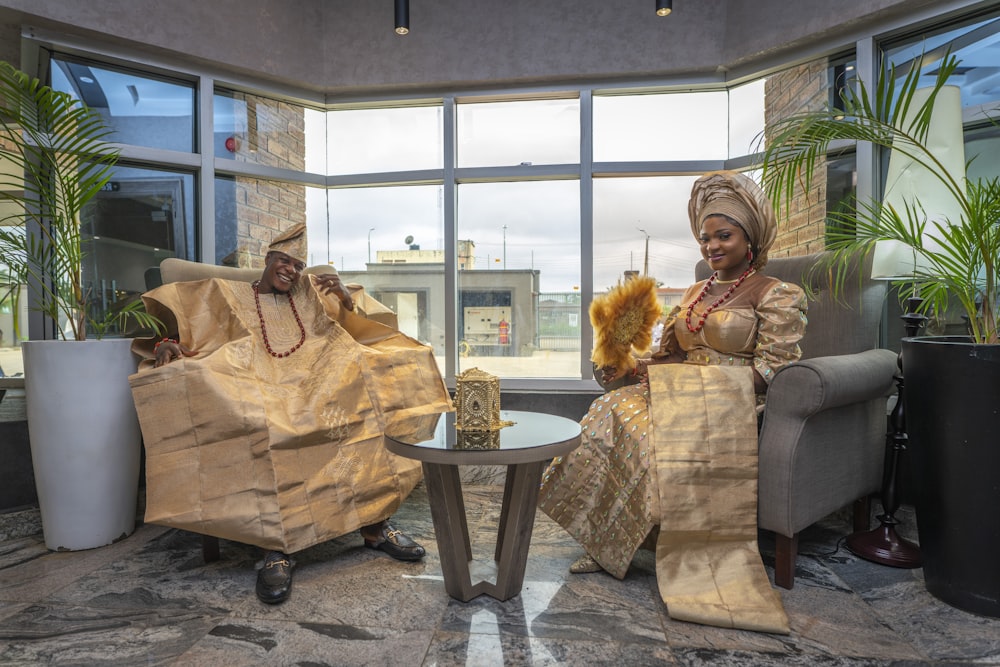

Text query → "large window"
[214,89,320,172]
[35,51,768,382]
[593,176,702,292]
[327,185,446,369]
[51,56,196,153]
[327,106,443,174]
[594,91,729,161]
[457,180,580,378]
[42,58,199,340]
[882,14,1000,181]
[33,34,912,383]
[457,98,579,168]
[82,165,196,335]
[728,80,766,158]
[878,12,1000,344]
[882,15,1000,113]
[16,4,999,384]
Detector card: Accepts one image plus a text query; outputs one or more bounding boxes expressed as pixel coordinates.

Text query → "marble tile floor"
[1,484,998,666]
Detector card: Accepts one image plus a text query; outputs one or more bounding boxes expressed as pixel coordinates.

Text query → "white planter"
[23,339,141,551]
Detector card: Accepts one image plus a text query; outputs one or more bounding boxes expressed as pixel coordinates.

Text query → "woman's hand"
[314,273,354,311]
[599,360,648,385]
[599,365,624,385]
[154,339,196,368]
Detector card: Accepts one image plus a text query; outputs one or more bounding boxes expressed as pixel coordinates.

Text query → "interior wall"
[0,0,974,97]
[723,0,942,69]
[0,19,18,63]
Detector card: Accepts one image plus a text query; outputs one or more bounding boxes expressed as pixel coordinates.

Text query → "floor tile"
[0,483,998,666]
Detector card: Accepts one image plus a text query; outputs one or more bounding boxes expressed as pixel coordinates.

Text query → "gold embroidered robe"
[129,276,452,554]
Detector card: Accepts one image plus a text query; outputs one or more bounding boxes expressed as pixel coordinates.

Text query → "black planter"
[903,335,1000,617]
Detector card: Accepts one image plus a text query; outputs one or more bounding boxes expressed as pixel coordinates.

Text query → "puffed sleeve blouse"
[655,271,808,385]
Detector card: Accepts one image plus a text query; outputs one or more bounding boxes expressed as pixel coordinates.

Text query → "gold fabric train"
[649,364,789,634]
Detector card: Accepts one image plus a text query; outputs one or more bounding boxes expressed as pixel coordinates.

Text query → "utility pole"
[367,227,375,264]
[638,227,650,276]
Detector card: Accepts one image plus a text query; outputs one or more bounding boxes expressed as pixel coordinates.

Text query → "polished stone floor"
[1,483,998,666]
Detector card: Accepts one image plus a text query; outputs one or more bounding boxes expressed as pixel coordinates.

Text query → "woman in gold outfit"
[539,171,808,633]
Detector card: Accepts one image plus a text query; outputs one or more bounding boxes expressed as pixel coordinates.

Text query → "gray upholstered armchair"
[693,251,897,588]
[598,252,898,588]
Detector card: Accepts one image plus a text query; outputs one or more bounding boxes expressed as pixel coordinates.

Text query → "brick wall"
[229,94,308,267]
[764,58,831,258]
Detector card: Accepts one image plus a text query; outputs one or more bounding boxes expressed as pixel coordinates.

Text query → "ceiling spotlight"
[395,0,409,35]
[656,0,673,17]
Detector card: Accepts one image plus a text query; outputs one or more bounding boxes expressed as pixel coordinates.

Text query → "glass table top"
[383,410,582,465]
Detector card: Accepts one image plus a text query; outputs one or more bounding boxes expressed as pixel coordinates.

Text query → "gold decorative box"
[455,429,501,451]
[453,367,513,435]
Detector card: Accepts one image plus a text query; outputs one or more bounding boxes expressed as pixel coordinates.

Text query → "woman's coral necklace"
[685,267,755,333]
[252,280,306,358]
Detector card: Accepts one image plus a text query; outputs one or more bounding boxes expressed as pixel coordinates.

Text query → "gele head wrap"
[688,170,777,269]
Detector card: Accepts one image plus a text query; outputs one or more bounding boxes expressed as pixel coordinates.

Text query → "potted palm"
[759,53,1000,617]
[0,61,160,551]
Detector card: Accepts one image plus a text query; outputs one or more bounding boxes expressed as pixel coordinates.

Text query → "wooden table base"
[422,459,547,602]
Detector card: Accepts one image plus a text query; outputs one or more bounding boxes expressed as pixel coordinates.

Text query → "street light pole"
[368,227,375,265]
[638,227,650,276]
[502,225,507,269]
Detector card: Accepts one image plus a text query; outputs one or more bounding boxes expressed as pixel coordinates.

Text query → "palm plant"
[0,61,159,341]
[759,53,1000,344]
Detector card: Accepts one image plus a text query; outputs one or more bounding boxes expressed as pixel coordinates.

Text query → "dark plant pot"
[903,335,1000,617]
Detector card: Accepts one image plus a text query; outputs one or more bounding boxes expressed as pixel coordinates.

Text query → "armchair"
[693,251,897,588]
[154,258,398,329]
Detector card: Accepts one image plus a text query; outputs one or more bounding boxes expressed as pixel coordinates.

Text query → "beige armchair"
[693,252,897,588]
[154,257,398,329]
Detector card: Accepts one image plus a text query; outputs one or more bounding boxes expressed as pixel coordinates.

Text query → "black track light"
[395,0,409,35]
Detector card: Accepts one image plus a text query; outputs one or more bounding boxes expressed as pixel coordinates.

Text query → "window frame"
[22,2,1000,388]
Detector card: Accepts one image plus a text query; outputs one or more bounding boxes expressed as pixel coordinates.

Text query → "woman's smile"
[699,215,751,280]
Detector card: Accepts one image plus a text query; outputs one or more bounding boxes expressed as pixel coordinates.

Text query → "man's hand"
[314,273,354,311]
[154,340,196,368]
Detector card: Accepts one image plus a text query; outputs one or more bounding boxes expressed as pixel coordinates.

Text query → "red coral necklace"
[685,267,754,333]
[252,280,306,358]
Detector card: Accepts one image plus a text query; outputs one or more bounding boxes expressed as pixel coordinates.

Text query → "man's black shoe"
[362,521,426,561]
[256,551,294,604]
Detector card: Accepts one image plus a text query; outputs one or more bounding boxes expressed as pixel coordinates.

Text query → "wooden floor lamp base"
[846,522,921,568]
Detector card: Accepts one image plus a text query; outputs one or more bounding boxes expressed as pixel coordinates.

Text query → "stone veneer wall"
[228,94,308,268]
[764,57,831,258]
